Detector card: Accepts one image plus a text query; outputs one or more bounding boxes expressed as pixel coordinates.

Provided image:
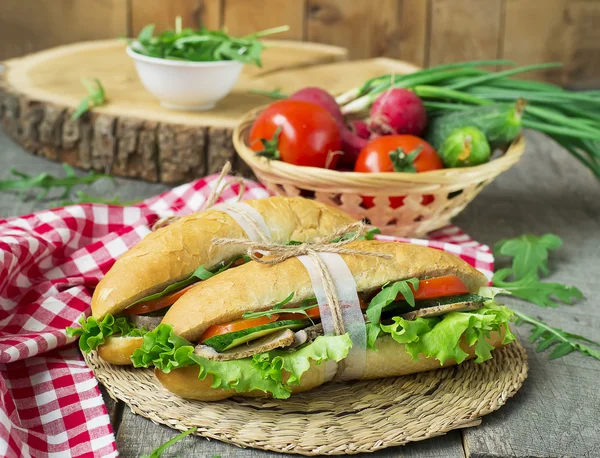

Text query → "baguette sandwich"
[131,240,515,401]
[67,197,356,365]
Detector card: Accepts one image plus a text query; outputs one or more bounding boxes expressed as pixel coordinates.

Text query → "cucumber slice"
[384,293,487,314]
[202,320,307,352]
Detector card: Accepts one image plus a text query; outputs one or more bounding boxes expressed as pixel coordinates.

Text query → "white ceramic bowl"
[126,46,244,111]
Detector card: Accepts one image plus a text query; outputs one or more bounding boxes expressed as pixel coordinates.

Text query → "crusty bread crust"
[163,240,488,341]
[97,336,145,365]
[91,197,355,319]
[155,330,507,401]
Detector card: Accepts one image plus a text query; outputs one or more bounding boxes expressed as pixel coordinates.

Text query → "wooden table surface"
[1,129,599,458]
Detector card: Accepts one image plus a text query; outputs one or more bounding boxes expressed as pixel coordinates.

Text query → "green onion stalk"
[337,61,600,177]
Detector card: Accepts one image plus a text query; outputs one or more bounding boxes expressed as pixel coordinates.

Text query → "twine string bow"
[214,221,392,337]
[152,161,247,232]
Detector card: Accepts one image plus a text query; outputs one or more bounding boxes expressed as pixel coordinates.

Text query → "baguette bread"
[150,240,502,401]
[90,197,355,365]
[155,331,507,401]
[162,240,488,341]
[93,196,355,319]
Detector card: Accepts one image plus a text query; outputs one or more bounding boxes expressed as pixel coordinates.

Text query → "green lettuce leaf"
[66,314,146,353]
[365,278,419,348]
[263,334,353,386]
[130,324,196,372]
[132,324,353,399]
[380,302,515,365]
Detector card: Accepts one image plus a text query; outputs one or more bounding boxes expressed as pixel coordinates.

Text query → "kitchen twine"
[151,162,271,243]
[214,221,392,380]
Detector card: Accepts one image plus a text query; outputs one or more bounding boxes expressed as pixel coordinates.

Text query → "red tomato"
[122,284,196,316]
[354,135,444,208]
[396,275,470,301]
[249,100,342,169]
[200,315,279,342]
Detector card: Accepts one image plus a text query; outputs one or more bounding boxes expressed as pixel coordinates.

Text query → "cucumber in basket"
[439,126,491,167]
[426,99,525,151]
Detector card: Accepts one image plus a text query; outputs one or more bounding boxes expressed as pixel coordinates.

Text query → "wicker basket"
[233,107,525,237]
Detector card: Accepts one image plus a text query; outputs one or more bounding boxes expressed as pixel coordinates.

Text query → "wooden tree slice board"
[0,40,419,183]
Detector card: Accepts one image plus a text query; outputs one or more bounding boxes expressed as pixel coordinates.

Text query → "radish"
[289,87,344,124]
[349,120,371,139]
[290,87,368,168]
[369,88,427,137]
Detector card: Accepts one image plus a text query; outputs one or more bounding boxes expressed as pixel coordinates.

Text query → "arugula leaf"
[141,427,196,458]
[126,260,235,309]
[513,310,600,360]
[365,278,419,348]
[132,324,352,399]
[129,19,289,66]
[493,268,583,308]
[60,191,142,206]
[242,294,318,321]
[380,302,515,364]
[137,24,155,42]
[66,314,146,353]
[0,166,112,201]
[494,234,562,280]
[72,78,107,120]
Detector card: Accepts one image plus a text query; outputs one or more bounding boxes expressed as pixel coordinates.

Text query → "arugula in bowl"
[128,17,289,67]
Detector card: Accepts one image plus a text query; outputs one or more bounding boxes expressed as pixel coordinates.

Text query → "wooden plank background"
[0,0,598,88]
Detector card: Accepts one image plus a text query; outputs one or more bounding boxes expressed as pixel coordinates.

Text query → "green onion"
[338,60,600,175]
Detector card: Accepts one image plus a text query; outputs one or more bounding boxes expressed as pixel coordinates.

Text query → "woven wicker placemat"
[85,341,528,455]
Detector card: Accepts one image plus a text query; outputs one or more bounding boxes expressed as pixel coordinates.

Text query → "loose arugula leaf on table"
[141,427,197,458]
[494,233,562,280]
[60,191,141,206]
[493,268,583,308]
[513,310,600,360]
[0,164,112,200]
[365,278,419,348]
[72,78,107,120]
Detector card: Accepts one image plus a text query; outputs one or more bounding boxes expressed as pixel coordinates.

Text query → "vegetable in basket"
[439,126,491,167]
[249,99,341,169]
[354,135,443,208]
[369,88,427,137]
[425,99,525,152]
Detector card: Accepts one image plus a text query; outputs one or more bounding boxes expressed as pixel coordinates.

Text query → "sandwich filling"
[67,256,249,352]
[131,278,515,399]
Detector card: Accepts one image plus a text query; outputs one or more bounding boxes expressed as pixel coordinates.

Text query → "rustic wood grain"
[222,0,306,40]
[562,1,600,89]
[455,130,600,458]
[131,0,201,35]
[198,0,223,30]
[428,0,503,66]
[307,0,403,59]
[396,0,430,67]
[502,0,569,84]
[0,0,128,61]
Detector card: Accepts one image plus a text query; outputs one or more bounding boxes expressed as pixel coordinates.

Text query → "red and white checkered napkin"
[0,175,493,458]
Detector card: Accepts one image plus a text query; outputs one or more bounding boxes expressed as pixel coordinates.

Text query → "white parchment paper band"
[213,202,272,242]
[297,253,366,382]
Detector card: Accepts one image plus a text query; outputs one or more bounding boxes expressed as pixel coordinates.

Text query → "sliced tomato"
[200,315,279,342]
[122,283,197,316]
[396,275,469,301]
